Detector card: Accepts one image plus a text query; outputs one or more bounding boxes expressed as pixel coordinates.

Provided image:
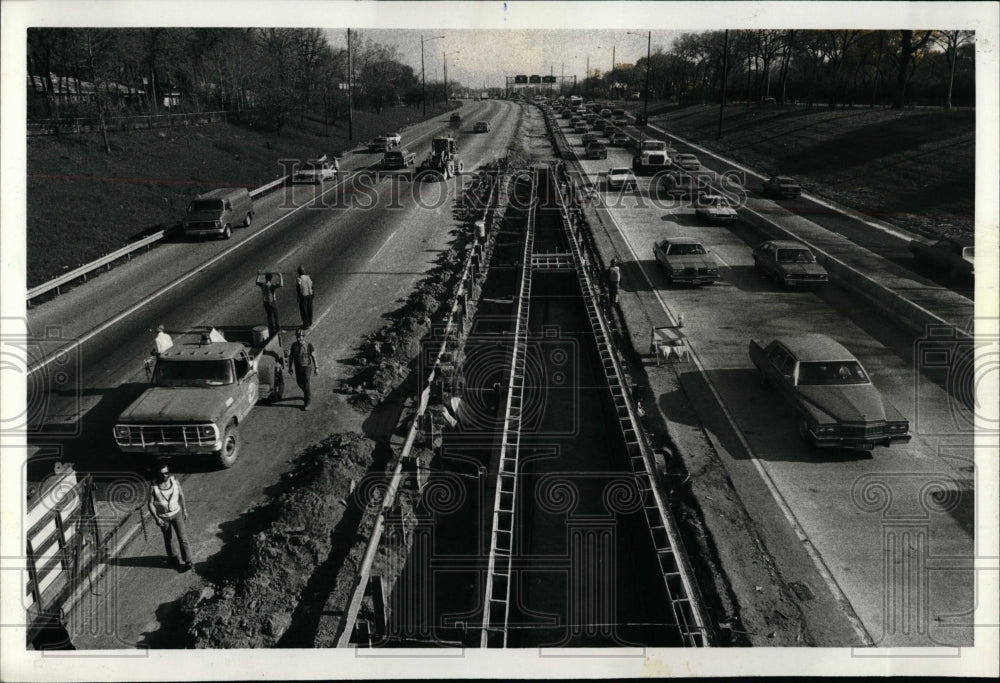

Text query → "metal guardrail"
[26,176,288,303]
[27,110,231,137]
[335,169,508,648]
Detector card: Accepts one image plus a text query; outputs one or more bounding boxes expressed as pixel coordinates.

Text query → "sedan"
[574,121,589,133]
[610,132,631,146]
[762,175,802,198]
[752,240,828,287]
[592,119,609,132]
[673,153,701,171]
[748,334,911,450]
[383,132,402,147]
[449,112,462,123]
[586,142,608,160]
[653,237,720,285]
[612,116,629,126]
[694,194,739,223]
[606,167,637,191]
[908,237,974,280]
[581,132,600,146]
[474,121,491,133]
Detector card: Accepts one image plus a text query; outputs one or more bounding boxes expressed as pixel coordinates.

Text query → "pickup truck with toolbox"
[113,326,285,468]
[382,148,416,169]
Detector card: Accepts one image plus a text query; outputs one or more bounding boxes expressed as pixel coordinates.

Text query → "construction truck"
[419,136,464,180]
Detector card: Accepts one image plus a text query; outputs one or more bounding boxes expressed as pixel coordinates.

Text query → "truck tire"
[243,213,253,227]
[457,160,464,173]
[216,422,240,468]
[222,225,232,240]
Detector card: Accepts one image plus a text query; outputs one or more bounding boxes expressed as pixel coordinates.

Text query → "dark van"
[183,188,255,240]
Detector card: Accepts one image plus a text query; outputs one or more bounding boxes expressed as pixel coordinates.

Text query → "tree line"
[582,30,974,110]
[27,28,454,134]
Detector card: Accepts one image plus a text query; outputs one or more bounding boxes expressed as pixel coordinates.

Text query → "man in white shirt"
[296,265,314,328]
[153,325,173,355]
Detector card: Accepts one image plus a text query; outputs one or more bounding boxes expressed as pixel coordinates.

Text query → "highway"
[556,110,975,647]
[25,99,524,647]
[21,97,978,649]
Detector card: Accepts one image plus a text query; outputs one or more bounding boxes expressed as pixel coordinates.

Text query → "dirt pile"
[182,432,375,648]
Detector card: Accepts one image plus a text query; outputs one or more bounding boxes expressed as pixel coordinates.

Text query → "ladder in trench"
[479,172,537,648]
[556,175,711,648]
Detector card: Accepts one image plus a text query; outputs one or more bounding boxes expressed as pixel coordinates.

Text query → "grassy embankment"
[640,103,974,240]
[25,103,456,288]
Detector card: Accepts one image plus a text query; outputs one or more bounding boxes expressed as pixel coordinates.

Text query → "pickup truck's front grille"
[185,221,219,230]
[115,424,217,447]
[788,273,827,280]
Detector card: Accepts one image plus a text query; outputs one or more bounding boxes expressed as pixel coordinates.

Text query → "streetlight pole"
[421,34,444,117]
[611,45,616,102]
[628,30,653,123]
[718,29,729,139]
[347,28,353,140]
[443,50,460,105]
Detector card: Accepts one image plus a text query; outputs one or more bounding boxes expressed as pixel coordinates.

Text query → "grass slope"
[25,104,455,288]
[648,103,974,240]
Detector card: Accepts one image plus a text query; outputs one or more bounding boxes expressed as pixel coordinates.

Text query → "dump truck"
[113,326,285,468]
[419,136,464,180]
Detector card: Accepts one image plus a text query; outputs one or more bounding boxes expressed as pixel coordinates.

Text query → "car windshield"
[153,359,234,386]
[188,199,223,213]
[776,248,815,263]
[797,361,870,386]
[667,243,705,256]
[610,168,630,176]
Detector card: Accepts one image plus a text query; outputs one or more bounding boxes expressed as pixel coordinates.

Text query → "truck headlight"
[114,425,130,439]
[200,425,216,438]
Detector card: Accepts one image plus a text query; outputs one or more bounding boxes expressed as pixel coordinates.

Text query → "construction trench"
[345,166,711,648]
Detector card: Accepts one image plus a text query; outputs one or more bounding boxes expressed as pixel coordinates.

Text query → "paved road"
[624,116,975,300]
[558,113,975,647]
[22,99,523,648]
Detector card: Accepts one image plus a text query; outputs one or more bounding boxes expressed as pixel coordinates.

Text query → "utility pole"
[643,31,651,123]
[586,55,589,97]
[443,51,447,104]
[421,35,427,117]
[718,29,729,139]
[347,28,354,140]
[611,45,616,101]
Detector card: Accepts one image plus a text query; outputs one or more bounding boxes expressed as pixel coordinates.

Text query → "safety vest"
[151,478,181,519]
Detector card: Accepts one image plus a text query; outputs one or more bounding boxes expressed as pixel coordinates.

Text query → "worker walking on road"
[607,258,622,306]
[147,463,192,572]
[257,272,282,337]
[296,265,314,328]
[289,328,319,411]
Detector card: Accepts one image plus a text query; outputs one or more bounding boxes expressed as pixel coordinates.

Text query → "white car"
[293,155,339,184]
[694,194,739,222]
[383,132,402,147]
[606,167,637,191]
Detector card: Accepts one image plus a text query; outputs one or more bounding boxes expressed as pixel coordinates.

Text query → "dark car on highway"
[581,132,600,146]
[908,237,974,281]
[748,334,911,450]
[473,121,491,133]
[762,175,802,199]
[586,142,608,160]
[752,240,828,287]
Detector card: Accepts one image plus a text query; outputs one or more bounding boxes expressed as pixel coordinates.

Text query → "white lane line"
[312,301,338,328]
[645,121,919,244]
[370,230,397,263]
[277,245,302,264]
[597,200,875,646]
[25,112,463,378]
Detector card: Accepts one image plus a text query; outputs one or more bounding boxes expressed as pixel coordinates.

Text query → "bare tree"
[933,30,975,109]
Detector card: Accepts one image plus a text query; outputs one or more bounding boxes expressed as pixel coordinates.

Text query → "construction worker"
[289,328,319,411]
[153,325,173,356]
[147,463,192,572]
[257,272,282,337]
[607,258,622,305]
[296,265,314,328]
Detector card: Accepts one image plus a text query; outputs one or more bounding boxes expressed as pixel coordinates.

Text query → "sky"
[325,28,683,90]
